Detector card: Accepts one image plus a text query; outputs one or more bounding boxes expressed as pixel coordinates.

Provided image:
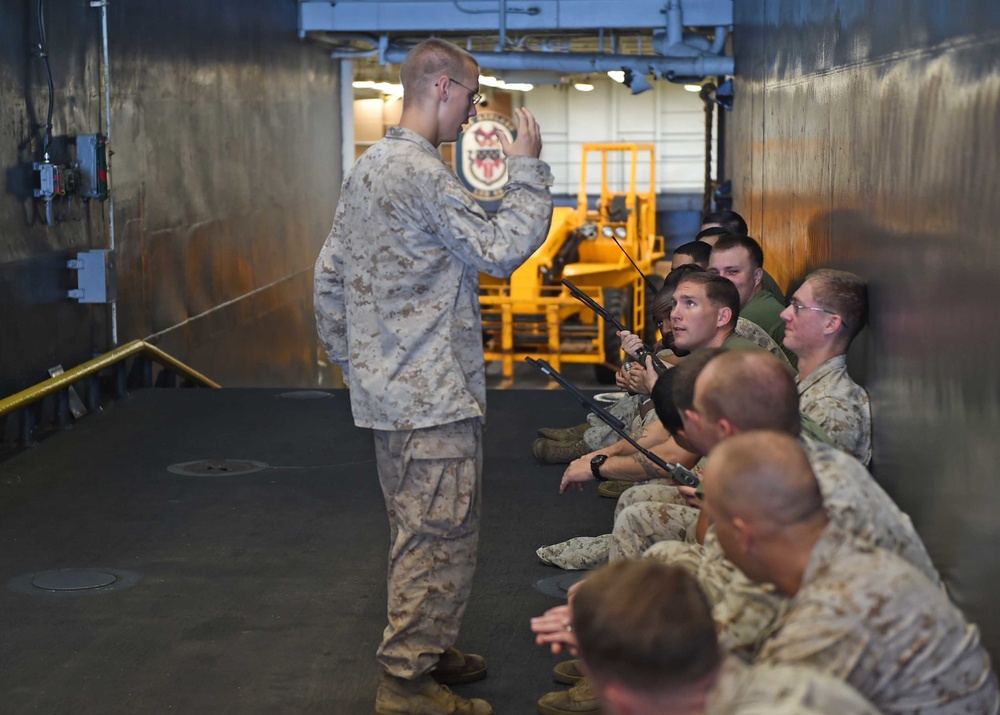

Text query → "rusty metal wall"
[730,0,1000,654]
[0,0,341,396]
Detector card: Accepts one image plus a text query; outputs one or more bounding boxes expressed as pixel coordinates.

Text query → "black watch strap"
[590,454,609,482]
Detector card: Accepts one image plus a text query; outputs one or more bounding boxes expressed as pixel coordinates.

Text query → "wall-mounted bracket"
[67,250,116,304]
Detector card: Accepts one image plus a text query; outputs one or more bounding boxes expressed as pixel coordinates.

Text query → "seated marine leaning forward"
[531,560,881,715]
[703,431,1000,715]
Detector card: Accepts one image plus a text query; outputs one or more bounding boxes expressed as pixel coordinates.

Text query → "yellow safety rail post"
[0,339,218,447]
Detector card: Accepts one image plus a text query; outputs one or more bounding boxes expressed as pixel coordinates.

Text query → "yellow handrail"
[0,339,219,417]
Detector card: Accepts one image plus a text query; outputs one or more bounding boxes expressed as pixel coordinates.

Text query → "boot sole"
[538,702,600,715]
[431,665,487,685]
[552,663,583,685]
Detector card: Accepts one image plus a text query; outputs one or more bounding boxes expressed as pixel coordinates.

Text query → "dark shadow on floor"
[0,387,615,714]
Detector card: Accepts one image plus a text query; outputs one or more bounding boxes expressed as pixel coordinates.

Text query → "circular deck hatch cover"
[8,568,141,596]
[278,390,332,400]
[534,572,588,599]
[167,459,268,476]
[32,569,118,591]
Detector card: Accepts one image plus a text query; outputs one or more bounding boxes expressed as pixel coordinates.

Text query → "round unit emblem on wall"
[455,111,517,204]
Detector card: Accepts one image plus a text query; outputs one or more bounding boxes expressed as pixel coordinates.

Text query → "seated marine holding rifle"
[532,267,788,467]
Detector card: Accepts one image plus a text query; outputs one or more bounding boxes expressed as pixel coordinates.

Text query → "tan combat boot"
[532,438,590,464]
[537,423,590,442]
[375,671,492,715]
[552,658,585,685]
[432,648,487,685]
[537,676,600,715]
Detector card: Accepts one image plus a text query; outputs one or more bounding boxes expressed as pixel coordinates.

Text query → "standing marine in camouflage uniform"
[704,432,999,715]
[314,38,552,715]
[780,268,872,464]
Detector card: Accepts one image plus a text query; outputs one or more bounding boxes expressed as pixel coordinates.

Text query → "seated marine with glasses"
[779,269,872,465]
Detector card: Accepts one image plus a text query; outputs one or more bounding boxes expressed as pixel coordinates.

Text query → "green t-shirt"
[761,270,786,305]
[721,332,766,352]
[741,290,797,368]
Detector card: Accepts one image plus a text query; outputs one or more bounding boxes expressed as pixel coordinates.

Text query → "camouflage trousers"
[610,483,699,561]
[644,536,786,653]
[372,418,482,679]
[535,480,689,570]
[583,395,658,450]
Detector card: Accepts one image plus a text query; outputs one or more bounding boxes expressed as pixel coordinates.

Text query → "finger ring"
[565,624,573,633]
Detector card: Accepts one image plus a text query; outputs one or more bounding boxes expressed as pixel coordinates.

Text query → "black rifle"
[526,357,700,489]
[561,278,668,377]
[607,232,661,297]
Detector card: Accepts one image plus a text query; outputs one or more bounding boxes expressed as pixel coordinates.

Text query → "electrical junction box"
[76,134,109,201]
[67,250,116,304]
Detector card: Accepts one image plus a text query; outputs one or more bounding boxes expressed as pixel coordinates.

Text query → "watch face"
[591,454,608,480]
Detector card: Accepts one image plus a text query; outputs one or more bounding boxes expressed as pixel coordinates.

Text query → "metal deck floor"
[0,387,614,714]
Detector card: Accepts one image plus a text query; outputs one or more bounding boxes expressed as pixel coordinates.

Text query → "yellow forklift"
[480,143,665,383]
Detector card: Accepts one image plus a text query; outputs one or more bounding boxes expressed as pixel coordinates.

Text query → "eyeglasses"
[438,77,483,106]
[788,300,838,317]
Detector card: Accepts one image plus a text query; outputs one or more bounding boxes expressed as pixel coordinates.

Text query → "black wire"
[452,1,540,15]
[452,1,494,13]
[36,0,54,159]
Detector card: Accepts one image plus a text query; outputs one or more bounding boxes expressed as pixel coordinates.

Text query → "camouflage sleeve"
[425,155,554,278]
[755,602,864,680]
[313,199,350,372]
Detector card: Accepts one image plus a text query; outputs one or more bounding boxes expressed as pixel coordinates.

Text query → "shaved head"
[696,350,799,436]
[672,348,725,413]
[705,431,824,528]
[399,38,477,105]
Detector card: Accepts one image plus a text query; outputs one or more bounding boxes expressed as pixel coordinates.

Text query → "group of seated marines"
[526,210,999,715]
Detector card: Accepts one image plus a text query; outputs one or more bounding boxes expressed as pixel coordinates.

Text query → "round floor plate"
[277,391,333,400]
[32,569,118,591]
[167,459,269,476]
[534,572,588,599]
[8,568,141,596]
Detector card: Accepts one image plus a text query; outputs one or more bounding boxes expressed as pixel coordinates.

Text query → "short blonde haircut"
[399,39,476,102]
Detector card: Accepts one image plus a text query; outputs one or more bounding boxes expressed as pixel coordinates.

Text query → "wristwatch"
[590,454,609,482]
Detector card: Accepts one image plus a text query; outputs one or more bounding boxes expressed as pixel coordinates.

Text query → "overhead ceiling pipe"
[710,26,728,55]
[381,47,734,78]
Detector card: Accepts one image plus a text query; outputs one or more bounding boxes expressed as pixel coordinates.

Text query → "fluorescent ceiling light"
[479,75,533,92]
[607,70,625,83]
[684,84,703,92]
[353,80,403,97]
[574,83,594,92]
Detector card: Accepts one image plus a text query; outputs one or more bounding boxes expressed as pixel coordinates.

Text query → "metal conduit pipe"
[710,25,728,55]
[666,0,683,47]
[498,0,507,50]
[381,48,734,78]
[90,0,118,348]
[329,47,380,59]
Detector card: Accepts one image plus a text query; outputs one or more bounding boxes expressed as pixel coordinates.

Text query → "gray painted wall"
[0,0,342,397]
[730,0,1000,654]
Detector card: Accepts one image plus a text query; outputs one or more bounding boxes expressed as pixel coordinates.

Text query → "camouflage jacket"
[734,317,792,367]
[756,525,999,715]
[707,656,881,714]
[314,126,553,429]
[798,355,872,465]
[803,438,940,586]
[654,437,940,651]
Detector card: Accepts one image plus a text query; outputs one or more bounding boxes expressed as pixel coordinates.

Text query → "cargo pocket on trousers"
[396,423,479,539]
